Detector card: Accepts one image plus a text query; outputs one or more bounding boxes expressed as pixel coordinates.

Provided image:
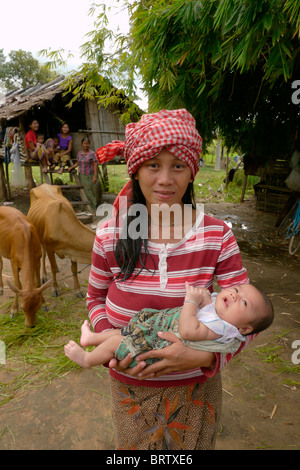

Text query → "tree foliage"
[60,64,143,125]
[0,49,57,91]
[82,0,300,164]
[41,0,300,163]
[40,4,143,125]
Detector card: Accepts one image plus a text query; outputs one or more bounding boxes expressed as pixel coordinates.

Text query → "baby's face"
[37,136,44,144]
[215,284,263,335]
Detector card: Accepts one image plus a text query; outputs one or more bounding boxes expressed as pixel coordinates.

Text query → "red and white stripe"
[86,212,250,387]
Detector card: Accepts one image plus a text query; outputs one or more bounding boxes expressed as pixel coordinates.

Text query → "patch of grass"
[274,360,300,375]
[0,293,93,406]
[253,345,284,364]
[253,339,300,377]
[282,378,300,387]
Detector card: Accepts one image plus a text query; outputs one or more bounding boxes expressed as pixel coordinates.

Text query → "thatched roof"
[0,76,66,121]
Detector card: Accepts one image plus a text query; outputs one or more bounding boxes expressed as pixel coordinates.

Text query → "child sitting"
[32,133,51,173]
[56,123,73,175]
[44,136,61,170]
[64,282,274,369]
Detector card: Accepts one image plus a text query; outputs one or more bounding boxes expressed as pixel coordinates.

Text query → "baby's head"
[215,284,274,336]
[37,133,44,144]
[53,136,60,147]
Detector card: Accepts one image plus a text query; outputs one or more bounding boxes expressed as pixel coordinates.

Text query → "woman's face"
[61,123,69,134]
[82,140,90,151]
[29,120,39,131]
[134,148,193,213]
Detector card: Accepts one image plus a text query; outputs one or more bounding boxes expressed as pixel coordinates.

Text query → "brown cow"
[27,184,95,297]
[0,206,51,326]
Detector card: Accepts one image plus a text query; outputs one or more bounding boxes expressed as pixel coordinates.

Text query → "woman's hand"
[108,331,215,379]
[108,354,148,376]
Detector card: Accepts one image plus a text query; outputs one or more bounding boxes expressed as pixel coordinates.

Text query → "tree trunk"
[240,173,248,202]
[225,150,230,190]
[215,134,221,170]
[220,146,226,169]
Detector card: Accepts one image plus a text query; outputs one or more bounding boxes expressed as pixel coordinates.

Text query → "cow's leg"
[71,260,84,298]
[41,246,60,284]
[47,249,60,297]
[41,246,49,284]
[0,256,3,296]
[41,246,47,284]
[10,262,21,318]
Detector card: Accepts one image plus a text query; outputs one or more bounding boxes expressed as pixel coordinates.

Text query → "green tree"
[0,49,57,91]
[75,0,300,163]
[39,3,143,125]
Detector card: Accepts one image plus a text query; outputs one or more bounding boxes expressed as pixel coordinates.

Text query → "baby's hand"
[185,282,211,308]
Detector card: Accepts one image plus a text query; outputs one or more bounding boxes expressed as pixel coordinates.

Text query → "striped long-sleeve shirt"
[87,211,251,387]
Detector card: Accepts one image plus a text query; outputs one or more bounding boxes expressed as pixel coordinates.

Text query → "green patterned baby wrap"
[115,307,181,367]
[115,306,242,367]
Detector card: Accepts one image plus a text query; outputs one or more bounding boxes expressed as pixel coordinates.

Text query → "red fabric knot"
[96,141,124,165]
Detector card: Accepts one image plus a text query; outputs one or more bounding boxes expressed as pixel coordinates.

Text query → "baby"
[64,282,274,369]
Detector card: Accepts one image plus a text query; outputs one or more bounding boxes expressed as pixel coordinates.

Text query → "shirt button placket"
[159,246,168,290]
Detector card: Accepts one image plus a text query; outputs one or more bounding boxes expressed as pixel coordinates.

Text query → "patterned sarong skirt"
[110,373,222,450]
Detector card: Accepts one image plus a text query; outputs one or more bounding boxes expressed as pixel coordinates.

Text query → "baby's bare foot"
[80,320,95,347]
[64,340,90,368]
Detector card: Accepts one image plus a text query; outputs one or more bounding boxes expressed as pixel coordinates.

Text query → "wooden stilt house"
[0,75,141,211]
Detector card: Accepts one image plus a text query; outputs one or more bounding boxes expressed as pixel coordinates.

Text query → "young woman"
[25,119,49,172]
[87,109,251,450]
[68,137,101,210]
[56,122,73,175]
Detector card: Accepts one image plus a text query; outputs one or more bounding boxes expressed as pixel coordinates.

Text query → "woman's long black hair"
[114,176,196,281]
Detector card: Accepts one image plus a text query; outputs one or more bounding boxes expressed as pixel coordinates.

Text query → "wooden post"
[0,160,8,200]
[24,163,36,189]
[19,116,36,190]
[4,162,11,200]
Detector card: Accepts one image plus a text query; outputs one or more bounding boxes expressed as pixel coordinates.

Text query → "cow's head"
[8,280,52,327]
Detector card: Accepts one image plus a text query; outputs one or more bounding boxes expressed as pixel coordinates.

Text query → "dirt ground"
[0,189,299,450]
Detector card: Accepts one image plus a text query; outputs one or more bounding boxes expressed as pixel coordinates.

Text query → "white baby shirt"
[197,293,246,344]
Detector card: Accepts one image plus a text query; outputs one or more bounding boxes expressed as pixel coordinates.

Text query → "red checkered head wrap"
[96,109,202,179]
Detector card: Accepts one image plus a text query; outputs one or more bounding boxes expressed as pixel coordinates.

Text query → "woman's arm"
[68,161,79,171]
[59,139,73,157]
[27,141,36,152]
[109,331,215,379]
